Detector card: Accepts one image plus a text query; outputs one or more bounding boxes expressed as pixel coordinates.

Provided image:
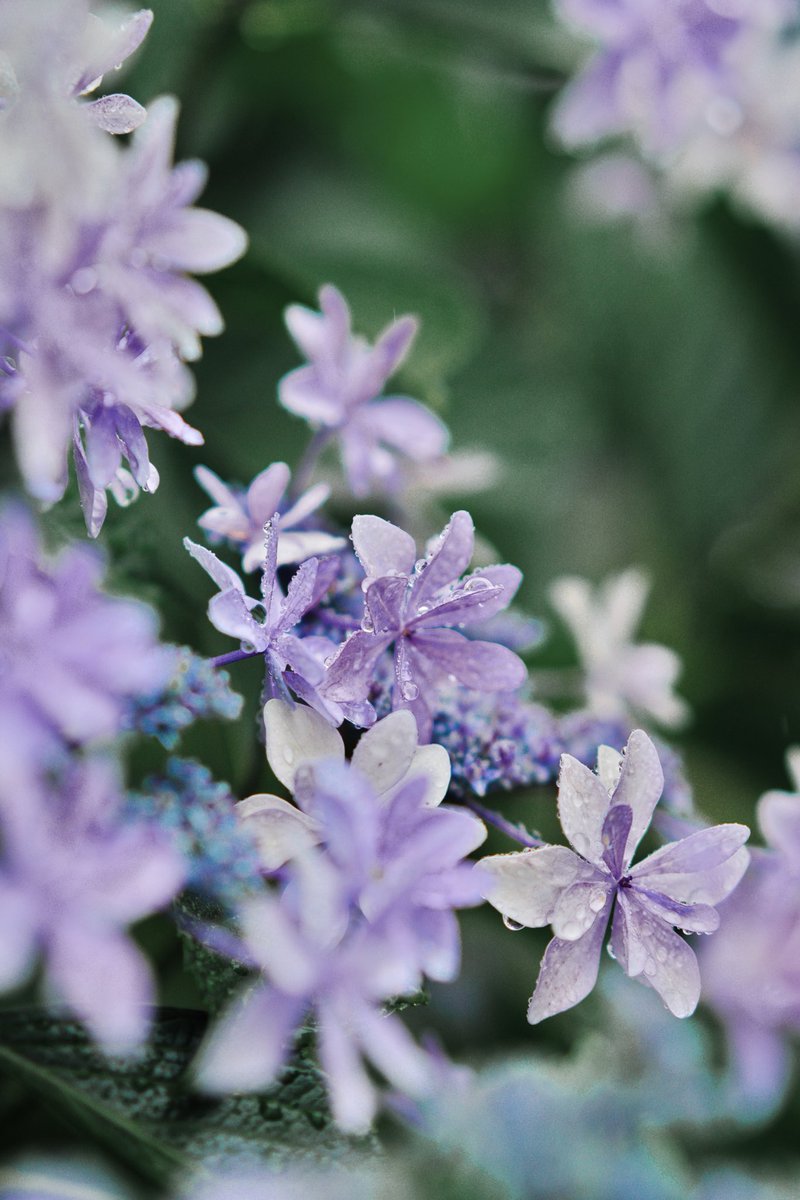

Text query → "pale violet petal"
[236,793,320,870]
[527,907,610,1025]
[557,753,611,865]
[611,729,664,867]
[351,514,416,580]
[616,893,701,1018]
[263,697,344,790]
[596,744,623,794]
[551,879,612,942]
[351,709,418,795]
[478,846,596,928]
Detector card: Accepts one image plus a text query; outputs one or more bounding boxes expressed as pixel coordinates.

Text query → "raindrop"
[588,888,607,913]
[643,958,657,978]
[282,747,295,765]
[503,915,525,932]
[401,681,419,701]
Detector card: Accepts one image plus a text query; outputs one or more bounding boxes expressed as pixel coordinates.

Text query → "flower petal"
[413,511,475,610]
[246,462,291,526]
[557,753,612,865]
[611,728,664,866]
[237,793,320,870]
[263,698,343,790]
[351,514,416,580]
[323,630,394,702]
[614,893,701,1018]
[195,985,303,1094]
[632,824,750,893]
[351,709,418,795]
[409,628,527,692]
[478,845,596,928]
[551,879,612,941]
[527,908,610,1025]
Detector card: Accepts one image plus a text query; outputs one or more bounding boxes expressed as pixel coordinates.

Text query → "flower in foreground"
[0,756,184,1051]
[323,510,527,741]
[238,700,451,870]
[479,730,749,1021]
[194,460,344,574]
[278,284,449,496]
[549,568,689,729]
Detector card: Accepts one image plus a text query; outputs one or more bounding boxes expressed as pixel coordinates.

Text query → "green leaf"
[0,1008,364,1187]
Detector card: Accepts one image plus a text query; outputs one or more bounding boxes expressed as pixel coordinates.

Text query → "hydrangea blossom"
[479,730,749,1021]
[197,745,485,1129]
[323,511,528,741]
[194,461,344,574]
[278,285,449,496]
[549,569,689,729]
[184,520,372,727]
[699,747,800,1112]
[0,755,184,1051]
[552,0,800,229]
[0,2,246,531]
[239,700,452,870]
[0,504,173,784]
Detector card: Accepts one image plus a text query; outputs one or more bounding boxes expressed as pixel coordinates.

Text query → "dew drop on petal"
[503,915,525,932]
[588,888,607,912]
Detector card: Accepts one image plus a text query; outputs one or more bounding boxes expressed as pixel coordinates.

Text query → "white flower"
[549,568,689,730]
[238,700,451,870]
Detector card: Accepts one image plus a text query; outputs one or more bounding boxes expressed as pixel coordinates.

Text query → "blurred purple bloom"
[0,505,173,785]
[0,755,184,1051]
[194,461,344,574]
[700,748,800,1113]
[0,4,246,532]
[184,519,371,727]
[479,730,749,1022]
[69,5,152,133]
[323,511,527,741]
[552,0,748,155]
[278,285,449,496]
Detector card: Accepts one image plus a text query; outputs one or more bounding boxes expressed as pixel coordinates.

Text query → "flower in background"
[0,3,246,532]
[479,730,749,1022]
[0,504,173,785]
[549,568,689,729]
[700,747,800,1116]
[126,646,243,750]
[278,284,449,496]
[323,511,527,741]
[194,461,344,574]
[184,519,372,727]
[239,700,452,869]
[0,755,184,1052]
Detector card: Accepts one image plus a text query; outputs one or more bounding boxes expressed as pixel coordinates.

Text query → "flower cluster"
[552,0,800,230]
[195,701,484,1131]
[0,0,246,533]
[127,646,243,749]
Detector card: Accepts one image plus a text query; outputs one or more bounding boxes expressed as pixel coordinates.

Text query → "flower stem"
[210,648,261,668]
[458,796,545,848]
[290,428,335,499]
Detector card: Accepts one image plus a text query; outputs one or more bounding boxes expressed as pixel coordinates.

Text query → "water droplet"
[655,946,668,964]
[588,888,607,913]
[70,266,97,295]
[643,958,657,978]
[282,747,295,765]
[401,681,419,701]
[606,943,617,961]
[503,915,525,932]
[561,920,582,939]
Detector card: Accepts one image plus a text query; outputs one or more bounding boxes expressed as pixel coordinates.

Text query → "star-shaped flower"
[479,729,749,1022]
[278,284,449,496]
[323,511,527,741]
[194,461,344,574]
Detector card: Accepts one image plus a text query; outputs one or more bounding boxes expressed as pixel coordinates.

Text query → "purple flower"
[194,461,344,574]
[699,747,800,1112]
[184,518,372,727]
[0,3,246,532]
[68,5,153,134]
[479,730,749,1022]
[278,285,449,496]
[552,0,748,156]
[0,755,184,1051]
[323,511,528,741]
[0,505,174,784]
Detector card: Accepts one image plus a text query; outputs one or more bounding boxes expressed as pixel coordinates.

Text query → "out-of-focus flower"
[194,461,344,575]
[479,730,749,1022]
[184,519,375,726]
[0,3,246,532]
[0,504,173,784]
[239,701,451,869]
[128,758,263,908]
[700,747,800,1115]
[0,756,184,1052]
[549,569,689,729]
[323,511,527,741]
[551,0,800,230]
[278,285,449,497]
